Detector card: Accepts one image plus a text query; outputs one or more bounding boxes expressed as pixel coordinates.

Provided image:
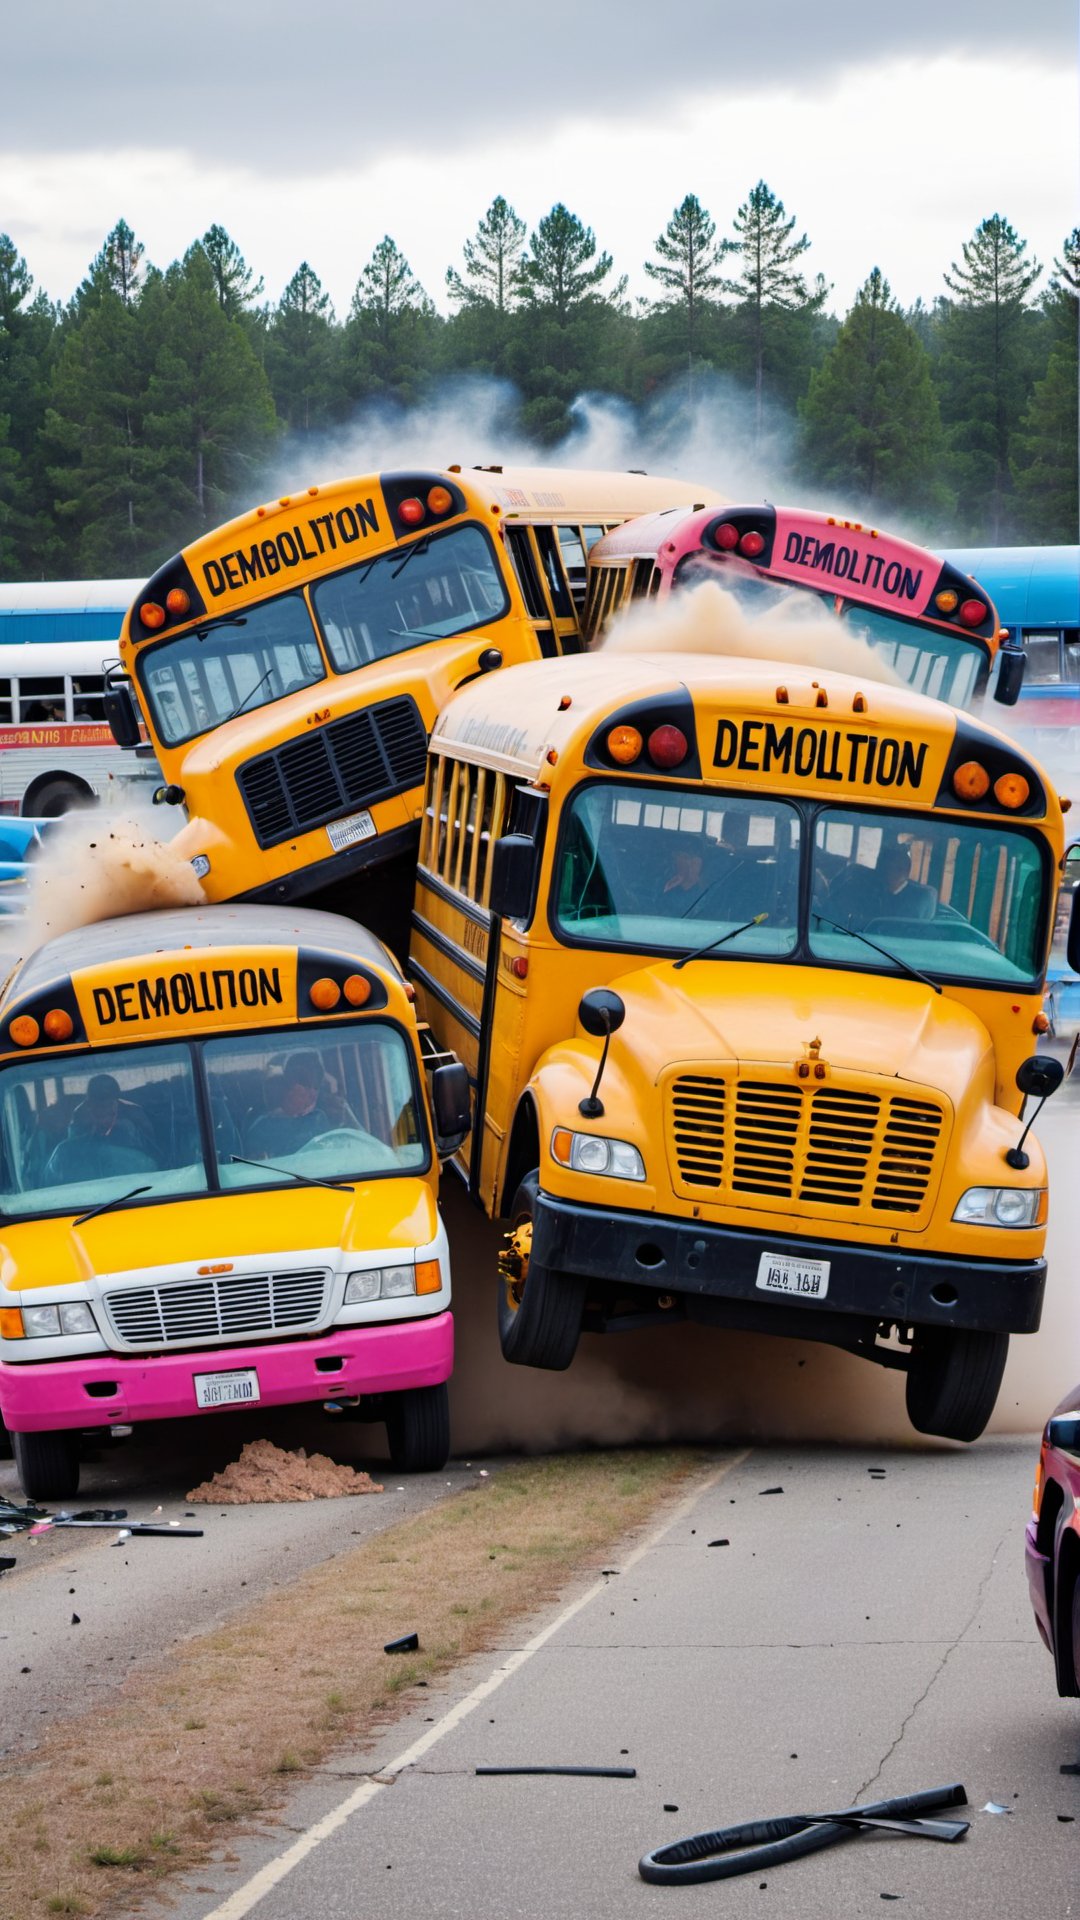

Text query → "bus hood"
[599,959,992,1105]
[0,1180,439,1295]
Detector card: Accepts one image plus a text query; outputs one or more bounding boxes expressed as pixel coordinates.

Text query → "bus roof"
[450,466,724,520]
[0,640,123,676]
[5,903,394,1004]
[430,650,1040,782]
[944,547,1079,629]
[0,581,142,614]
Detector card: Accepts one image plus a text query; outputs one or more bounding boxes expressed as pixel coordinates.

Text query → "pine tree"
[345,237,439,405]
[1012,229,1079,541]
[266,262,343,435]
[201,225,265,319]
[515,204,622,320]
[798,268,952,524]
[932,213,1044,539]
[723,181,827,437]
[446,197,526,311]
[75,218,147,312]
[643,193,732,358]
[0,234,58,570]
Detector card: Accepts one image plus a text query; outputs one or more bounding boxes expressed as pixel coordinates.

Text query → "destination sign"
[80,961,292,1041]
[201,497,380,599]
[712,718,930,793]
[773,511,928,610]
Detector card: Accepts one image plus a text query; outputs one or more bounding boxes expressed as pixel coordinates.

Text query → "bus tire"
[904,1328,1009,1443]
[11,1428,80,1502]
[497,1172,586,1371]
[385,1383,450,1474]
[24,778,93,819]
[0,1415,11,1460]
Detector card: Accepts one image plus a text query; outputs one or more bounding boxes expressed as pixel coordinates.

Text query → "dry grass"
[0,1448,706,1919]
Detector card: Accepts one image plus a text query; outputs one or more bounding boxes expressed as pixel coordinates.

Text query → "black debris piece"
[71,1613,80,1625]
[708,1539,730,1548]
[881,1896,902,1903]
[759,1487,784,1496]
[384,1632,419,1654]
[477,1765,636,1779]
[1057,1814,1075,1823]
[70,1508,127,1522]
[20,1666,30,1674]
[664,1804,679,1812]
[601,1569,619,1576]
[1060,1762,1080,1775]
[0,1556,15,1573]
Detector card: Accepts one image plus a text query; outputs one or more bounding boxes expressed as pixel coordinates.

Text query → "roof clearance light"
[714,522,740,550]
[9,1015,39,1048]
[739,531,766,558]
[310,977,341,1010]
[427,485,453,514]
[935,589,959,614]
[398,497,425,526]
[140,602,165,630]
[648,724,688,768]
[953,760,990,802]
[607,724,643,765]
[994,772,1030,809]
[959,598,987,627]
[43,1009,73,1041]
[165,588,190,616]
[343,974,372,1007]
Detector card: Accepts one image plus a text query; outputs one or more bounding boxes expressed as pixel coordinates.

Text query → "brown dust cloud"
[11,589,1079,1450]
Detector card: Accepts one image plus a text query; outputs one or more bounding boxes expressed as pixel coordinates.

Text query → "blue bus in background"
[946,546,1080,1040]
[0,580,141,647]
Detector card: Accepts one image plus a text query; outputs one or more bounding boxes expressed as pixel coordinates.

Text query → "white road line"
[200,1453,747,1919]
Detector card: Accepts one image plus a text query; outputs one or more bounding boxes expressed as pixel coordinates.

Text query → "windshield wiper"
[224,668,275,724]
[194,615,248,642]
[672,912,769,971]
[73,1185,152,1227]
[390,535,431,580]
[229,1153,354,1193]
[811,911,942,994]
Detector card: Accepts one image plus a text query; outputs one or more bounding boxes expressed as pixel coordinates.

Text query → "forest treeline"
[0,182,1076,580]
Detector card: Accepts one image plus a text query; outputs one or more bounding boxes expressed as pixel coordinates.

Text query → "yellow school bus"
[108,467,722,936]
[409,651,1069,1441]
[0,902,472,1500]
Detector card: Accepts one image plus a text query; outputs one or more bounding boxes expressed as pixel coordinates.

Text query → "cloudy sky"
[4,1,1077,320]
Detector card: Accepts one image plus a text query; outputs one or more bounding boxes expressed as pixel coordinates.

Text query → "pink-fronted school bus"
[584,504,1026,713]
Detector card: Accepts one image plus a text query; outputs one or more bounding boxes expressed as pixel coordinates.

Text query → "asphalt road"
[161,1436,1077,1920]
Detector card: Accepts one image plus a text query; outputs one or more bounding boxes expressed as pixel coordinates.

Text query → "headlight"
[551,1128,645,1181]
[19,1301,98,1337]
[952,1187,1044,1228]
[22,1304,60,1337]
[344,1266,417,1303]
[60,1302,97,1334]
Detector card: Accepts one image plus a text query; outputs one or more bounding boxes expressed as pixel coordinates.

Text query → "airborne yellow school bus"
[109,466,721,937]
[0,903,472,1500]
[409,651,1069,1442]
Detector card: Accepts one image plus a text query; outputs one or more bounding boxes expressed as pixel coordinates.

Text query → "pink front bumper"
[0,1312,453,1433]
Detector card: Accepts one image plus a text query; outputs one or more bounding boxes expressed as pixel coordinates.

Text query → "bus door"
[504,524,589,656]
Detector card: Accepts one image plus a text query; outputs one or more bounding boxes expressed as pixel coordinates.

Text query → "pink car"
[1025,1394,1080,1693]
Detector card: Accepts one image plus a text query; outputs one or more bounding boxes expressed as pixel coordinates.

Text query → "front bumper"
[237,819,421,904]
[531,1194,1045,1339]
[0,1311,453,1433]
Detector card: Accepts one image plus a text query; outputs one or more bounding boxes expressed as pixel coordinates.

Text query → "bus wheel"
[385,1384,450,1474]
[904,1328,1009,1443]
[497,1172,586,1371]
[0,1415,11,1460]
[11,1429,80,1502]
[25,779,92,819]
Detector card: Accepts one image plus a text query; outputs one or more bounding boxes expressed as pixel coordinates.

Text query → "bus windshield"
[0,1024,428,1221]
[839,606,983,708]
[138,594,325,746]
[553,784,1046,987]
[313,524,509,669]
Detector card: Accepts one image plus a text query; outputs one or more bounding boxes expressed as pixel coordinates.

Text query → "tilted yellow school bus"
[0,903,472,1500]
[409,651,1069,1441]
[106,466,722,940]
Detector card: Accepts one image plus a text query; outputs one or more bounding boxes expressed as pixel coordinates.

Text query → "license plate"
[755,1252,830,1299]
[194,1368,261,1409]
[327,810,376,852]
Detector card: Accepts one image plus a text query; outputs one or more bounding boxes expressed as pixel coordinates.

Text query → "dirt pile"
[187,1438,384,1504]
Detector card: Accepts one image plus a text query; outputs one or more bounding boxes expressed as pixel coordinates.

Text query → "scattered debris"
[0,1496,47,1534]
[187,1438,384,1503]
[0,1556,16,1574]
[664,1804,679,1812]
[759,1487,784,1497]
[71,1613,80,1625]
[30,1518,202,1537]
[1060,1762,1080,1776]
[981,1801,1013,1815]
[476,1766,636,1779]
[1057,1815,1075,1823]
[639,1784,969,1885]
[707,1539,730,1548]
[384,1633,419,1654]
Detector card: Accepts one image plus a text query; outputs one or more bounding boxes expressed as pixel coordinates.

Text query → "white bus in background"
[0,641,159,816]
[0,579,141,649]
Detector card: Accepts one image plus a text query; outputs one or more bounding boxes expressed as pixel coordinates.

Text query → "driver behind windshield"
[246,1053,330,1158]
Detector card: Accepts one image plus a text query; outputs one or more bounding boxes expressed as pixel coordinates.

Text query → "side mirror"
[1047,1412,1080,1463]
[489,834,538,921]
[1015,1054,1065,1101]
[578,988,626,1037]
[104,681,142,749]
[431,1060,471,1156]
[994,646,1026,706]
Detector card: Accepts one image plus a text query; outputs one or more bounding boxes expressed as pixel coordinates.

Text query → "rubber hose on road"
[639,1782,968,1885]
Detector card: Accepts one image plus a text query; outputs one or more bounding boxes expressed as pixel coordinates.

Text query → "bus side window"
[0,678,12,724]
[1064,633,1080,683]
[1024,634,1063,684]
[72,678,107,721]
[534,526,574,621]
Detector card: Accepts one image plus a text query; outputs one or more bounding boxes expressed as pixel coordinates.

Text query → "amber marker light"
[1033,1012,1051,1034]
[1036,1190,1049,1226]
[935,589,959,614]
[952,761,990,802]
[43,1009,73,1041]
[310,977,341,1010]
[607,724,643,764]
[415,1260,442,1295]
[165,588,190,616]
[140,602,165,629]
[994,772,1030,809]
[551,1128,573,1164]
[427,485,453,514]
[398,497,425,525]
[9,1015,39,1047]
[0,1309,24,1339]
[343,974,371,1006]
